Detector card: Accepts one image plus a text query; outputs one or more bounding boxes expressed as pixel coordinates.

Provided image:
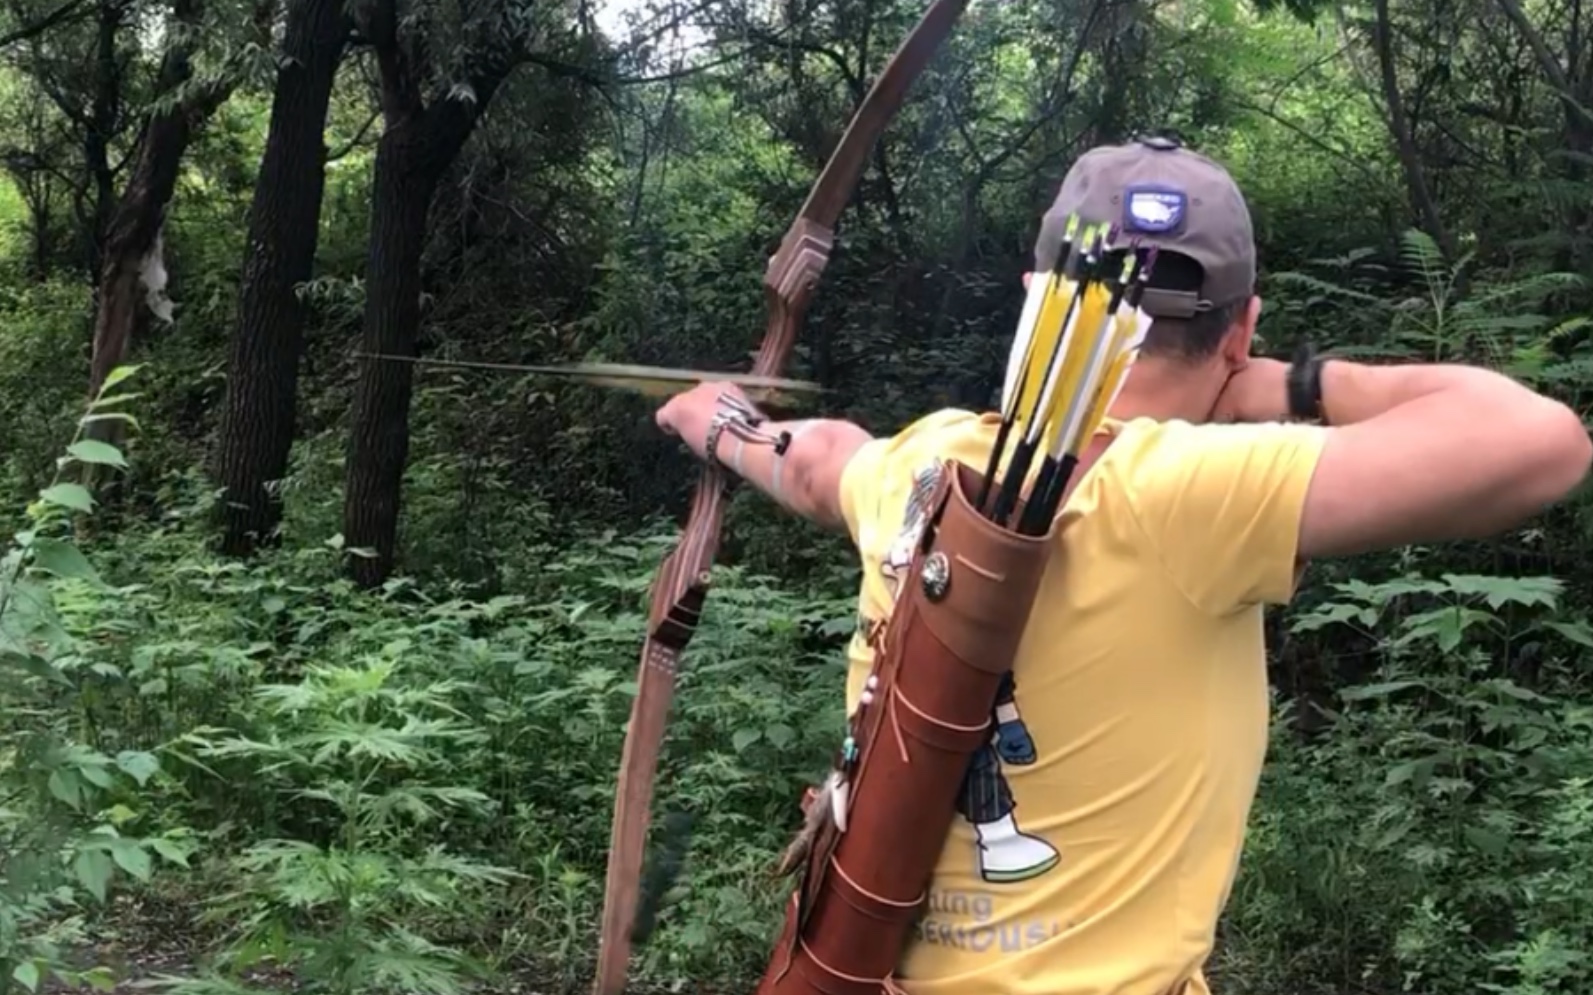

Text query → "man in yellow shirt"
[653,136,1592,995]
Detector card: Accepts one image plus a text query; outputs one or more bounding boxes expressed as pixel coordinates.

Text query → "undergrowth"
[0,231,1591,995]
[8,458,1593,995]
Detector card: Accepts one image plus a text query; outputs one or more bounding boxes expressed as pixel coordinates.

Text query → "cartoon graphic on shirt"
[878,463,943,599]
[876,462,1061,884]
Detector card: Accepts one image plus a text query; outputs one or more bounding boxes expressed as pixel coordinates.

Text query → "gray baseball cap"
[1034,135,1256,318]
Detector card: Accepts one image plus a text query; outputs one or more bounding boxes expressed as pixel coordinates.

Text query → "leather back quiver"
[754,457,1058,995]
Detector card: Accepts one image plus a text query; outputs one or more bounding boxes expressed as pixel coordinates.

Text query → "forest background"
[0,0,1590,991]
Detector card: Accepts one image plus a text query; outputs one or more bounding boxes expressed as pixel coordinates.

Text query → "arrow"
[352,352,824,405]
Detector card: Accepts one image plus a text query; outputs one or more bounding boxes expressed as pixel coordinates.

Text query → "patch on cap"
[1123,184,1186,234]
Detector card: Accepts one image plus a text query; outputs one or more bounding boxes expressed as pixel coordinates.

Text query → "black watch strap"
[1286,342,1327,424]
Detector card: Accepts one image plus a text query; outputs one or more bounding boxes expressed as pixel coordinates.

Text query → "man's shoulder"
[1109,416,1328,464]
[1099,417,1329,611]
[846,407,994,476]
[1098,416,1329,512]
[889,406,995,447]
[838,407,996,540]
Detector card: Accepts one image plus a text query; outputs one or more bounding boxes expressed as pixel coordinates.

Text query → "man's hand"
[655,381,747,464]
[1211,357,1290,424]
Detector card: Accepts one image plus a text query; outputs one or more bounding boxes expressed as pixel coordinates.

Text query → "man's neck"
[1105,359,1223,425]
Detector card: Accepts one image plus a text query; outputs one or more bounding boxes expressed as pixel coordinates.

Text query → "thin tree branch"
[326,108,380,161]
[0,0,89,48]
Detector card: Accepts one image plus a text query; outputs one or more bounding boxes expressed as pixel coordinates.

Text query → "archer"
[654,135,1591,995]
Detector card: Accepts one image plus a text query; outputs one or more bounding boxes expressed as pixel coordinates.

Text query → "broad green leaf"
[39,483,94,513]
[48,768,80,808]
[1340,680,1424,701]
[0,649,69,685]
[80,412,141,430]
[12,960,38,992]
[1543,619,1593,647]
[731,727,760,751]
[87,392,142,408]
[66,439,128,468]
[150,837,192,867]
[1385,759,1432,787]
[29,538,100,582]
[115,750,160,785]
[1440,573,1562,610]
[109,838,152,881]
[1463,825,1510,857]
[78,762,113,789]
[73,849,112,901]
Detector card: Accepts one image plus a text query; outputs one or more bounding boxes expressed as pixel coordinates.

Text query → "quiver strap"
[753,457,1058,995]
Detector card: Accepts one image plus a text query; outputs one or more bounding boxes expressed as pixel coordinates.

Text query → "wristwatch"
[1286,342,1327,424]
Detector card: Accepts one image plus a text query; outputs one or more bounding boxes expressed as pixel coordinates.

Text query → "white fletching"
[1000,273,1056,415]
[828,770,850,833]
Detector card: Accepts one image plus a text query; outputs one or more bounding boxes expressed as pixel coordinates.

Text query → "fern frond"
[1398,228,1445,279]
[1270,271,1388,306]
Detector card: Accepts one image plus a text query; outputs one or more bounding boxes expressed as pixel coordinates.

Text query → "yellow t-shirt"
[835,407,1327,995]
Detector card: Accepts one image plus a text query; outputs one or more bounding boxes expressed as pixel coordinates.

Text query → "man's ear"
[1220,295,1262,372]
[1021,271,1032,289]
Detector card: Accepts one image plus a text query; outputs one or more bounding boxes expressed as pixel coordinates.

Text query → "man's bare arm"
[1301,362,1591,557]
[1221,359,1593,559]
[720,415,874,530]
[654,382,874,532]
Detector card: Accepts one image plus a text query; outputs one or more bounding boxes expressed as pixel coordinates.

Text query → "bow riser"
[648,478,724,641]
[758,219,837,377]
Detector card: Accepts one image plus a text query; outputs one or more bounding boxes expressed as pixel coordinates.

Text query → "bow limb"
[592,3,970,993]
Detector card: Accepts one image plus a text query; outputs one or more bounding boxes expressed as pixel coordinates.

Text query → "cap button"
[1139,134,1181,151]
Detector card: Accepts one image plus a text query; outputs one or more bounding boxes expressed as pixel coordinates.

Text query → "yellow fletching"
[1043,280,1112,443]
[999,221,1150,479]
[1012,276,1074,424]
[1077,308,1149,452]
[1002,269,1061,414]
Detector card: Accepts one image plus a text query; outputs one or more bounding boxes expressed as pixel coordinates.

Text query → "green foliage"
[0,0,1589,989]
[0,482,853,988]
[0,366,195,995]
[1218,571,1593,995]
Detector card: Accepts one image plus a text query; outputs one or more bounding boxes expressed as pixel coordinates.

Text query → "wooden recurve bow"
[590,2,971,992]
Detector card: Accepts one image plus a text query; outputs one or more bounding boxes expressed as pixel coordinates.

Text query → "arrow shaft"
[353,352,823,400]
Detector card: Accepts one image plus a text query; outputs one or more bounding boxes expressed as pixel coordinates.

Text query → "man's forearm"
[1238,357,1591,555]
[1322,361,1541,426]
[1243,357,1572,428]
[663,386,872,529]
[717,416,864,523]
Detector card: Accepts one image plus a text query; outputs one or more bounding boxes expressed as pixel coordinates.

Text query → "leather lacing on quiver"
[768,465,1006,995]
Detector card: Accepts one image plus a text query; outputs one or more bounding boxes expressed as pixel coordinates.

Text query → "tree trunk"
[341,98,509,586]
[82,0,121,282]
[87,0,231,413]
[342,124,438,586]
[87,111,198,417]
[1371,0,1458,262]
[340,0,521,587]
[212,0,350,556]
